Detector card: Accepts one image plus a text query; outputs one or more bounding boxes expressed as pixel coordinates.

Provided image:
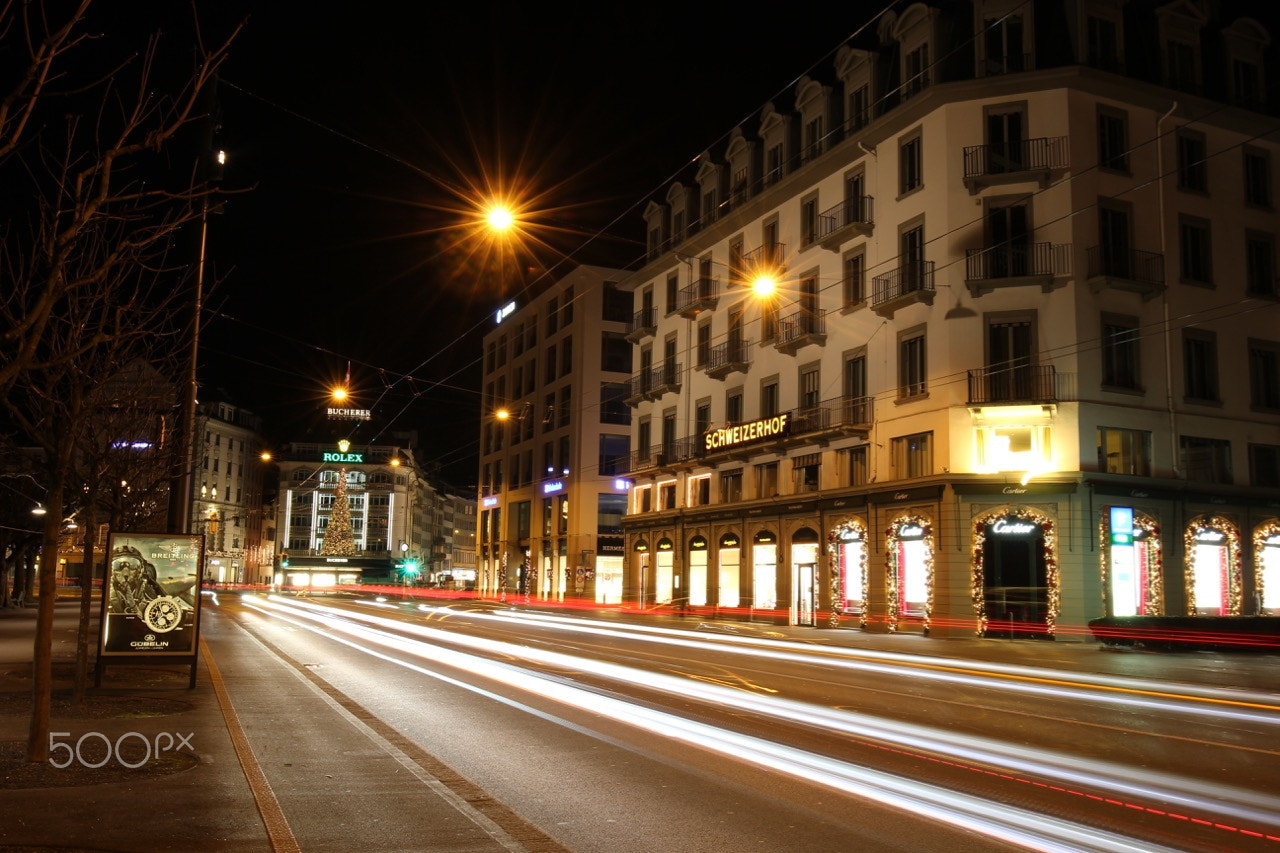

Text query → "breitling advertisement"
[99,533,203,656]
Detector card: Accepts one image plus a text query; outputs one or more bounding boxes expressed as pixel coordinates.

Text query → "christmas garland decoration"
[885,514,934,633]
[1096,511,1163,616]
[1184,516,1242,615]
[826,518,868,629]
[970,505,1059,637]
[1256,521,1280,616]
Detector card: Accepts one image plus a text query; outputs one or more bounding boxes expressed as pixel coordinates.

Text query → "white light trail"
[242,595,1280,849]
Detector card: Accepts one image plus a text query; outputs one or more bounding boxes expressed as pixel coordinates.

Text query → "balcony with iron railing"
[962,136,1069,193]
[816,195,875,251]
[775,308,826,355]
[964,242,1071,295]
[791,394,874,437]
[624,362,682,406]
[966,363,1076,406]
[872,260,935,318]
[1085,246,1165,299]
[626,436,699,473]
[625,306,656,342]
[705,338,752,379]
[742,242,786,275]
[677,277,719,317]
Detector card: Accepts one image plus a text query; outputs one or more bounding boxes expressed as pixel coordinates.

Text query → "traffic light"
[280,552,289,568]
[403,558,420,576]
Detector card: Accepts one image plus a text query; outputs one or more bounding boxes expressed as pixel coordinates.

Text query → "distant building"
[477,264,635,602]
[271,437,424,587]
[195,398,268,584]
[621,1,1280,637]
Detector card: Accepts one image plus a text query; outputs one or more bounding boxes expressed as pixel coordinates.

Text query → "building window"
[1249,444,1280,488]
[899,132,922,195]
[688,475,711,507]
[598,434,628,477]
[560,337,572,376]
[1176,131,1207,193]
[545,297,558,336]
[898,330,927,399]
[720,469,743,503]
[545,347,557,383]
[842,249,865,307]
[800,195,818,246]
[849,84,869,131]
[1244,148,1272,207]
[726,389,743,424]
[1180,436,1232,484]
[843,445,869,486]
[1183,329,1219,402]
[891,432,932,479]
[600,382,630,425]
[635,485,652,514]
[602,280,630,322]
[694,400,711,435]
[1246,232,1276,297]
[1102,314,1142,390]
[1087,14,1120,71]
[793,454,820,493]
[1233,58,1261,108]
[983,13,1026,75]
[1098,108,1128,172]
[904,42,929,96]
[760,379,779,418]
[659,481,677,510]
[766,144,784,185]
[755,462,779,497]
[665,273,678,316]
[696,322,711,368]
[803,116,824,162]
[601,331,631,373]
[1178,216,1212,284]
[1098,427,1151,475]
[1249,339,1280,411]
[1165,39,1196,91]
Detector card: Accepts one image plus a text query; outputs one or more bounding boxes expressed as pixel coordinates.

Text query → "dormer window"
[904,42,930,97]
[1086,14,1121,72]
[1221,17,1270,112]
[982,11,1027,76]
[849,85,870,131]
[1234,58,1262,108]
[803,116,824,162]
[766,144,784,184]
[892,4,938,100]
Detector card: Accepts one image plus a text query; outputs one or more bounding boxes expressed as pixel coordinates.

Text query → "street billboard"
[99,532,203,657]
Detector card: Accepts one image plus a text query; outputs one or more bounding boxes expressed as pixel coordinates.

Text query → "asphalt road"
[203,591,1280,853]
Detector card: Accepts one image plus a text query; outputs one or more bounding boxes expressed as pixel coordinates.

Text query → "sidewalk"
[0,594,1276,852]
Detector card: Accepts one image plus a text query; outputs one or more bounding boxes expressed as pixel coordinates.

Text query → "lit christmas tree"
[319,468,357,556]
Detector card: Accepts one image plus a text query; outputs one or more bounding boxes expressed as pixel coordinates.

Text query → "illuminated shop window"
[976,424,1050,473]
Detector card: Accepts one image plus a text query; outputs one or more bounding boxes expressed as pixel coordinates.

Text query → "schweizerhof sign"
[704,413,791,452]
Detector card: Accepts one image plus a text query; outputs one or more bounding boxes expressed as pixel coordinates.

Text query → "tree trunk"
[73,498,100,706]
[27,480,63,764]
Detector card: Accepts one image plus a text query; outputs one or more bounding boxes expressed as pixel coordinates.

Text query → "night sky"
[192,4,866,486]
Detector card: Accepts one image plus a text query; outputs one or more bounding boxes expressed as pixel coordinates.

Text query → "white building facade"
[621,1,1280,638]
[196,399,268,585]
[477,265,635,602]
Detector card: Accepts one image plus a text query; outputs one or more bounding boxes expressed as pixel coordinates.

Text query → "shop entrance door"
[982,528,1048,638]
[794,563,817,626]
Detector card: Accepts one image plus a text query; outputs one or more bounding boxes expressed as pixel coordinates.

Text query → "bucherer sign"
[703,413,791,452]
